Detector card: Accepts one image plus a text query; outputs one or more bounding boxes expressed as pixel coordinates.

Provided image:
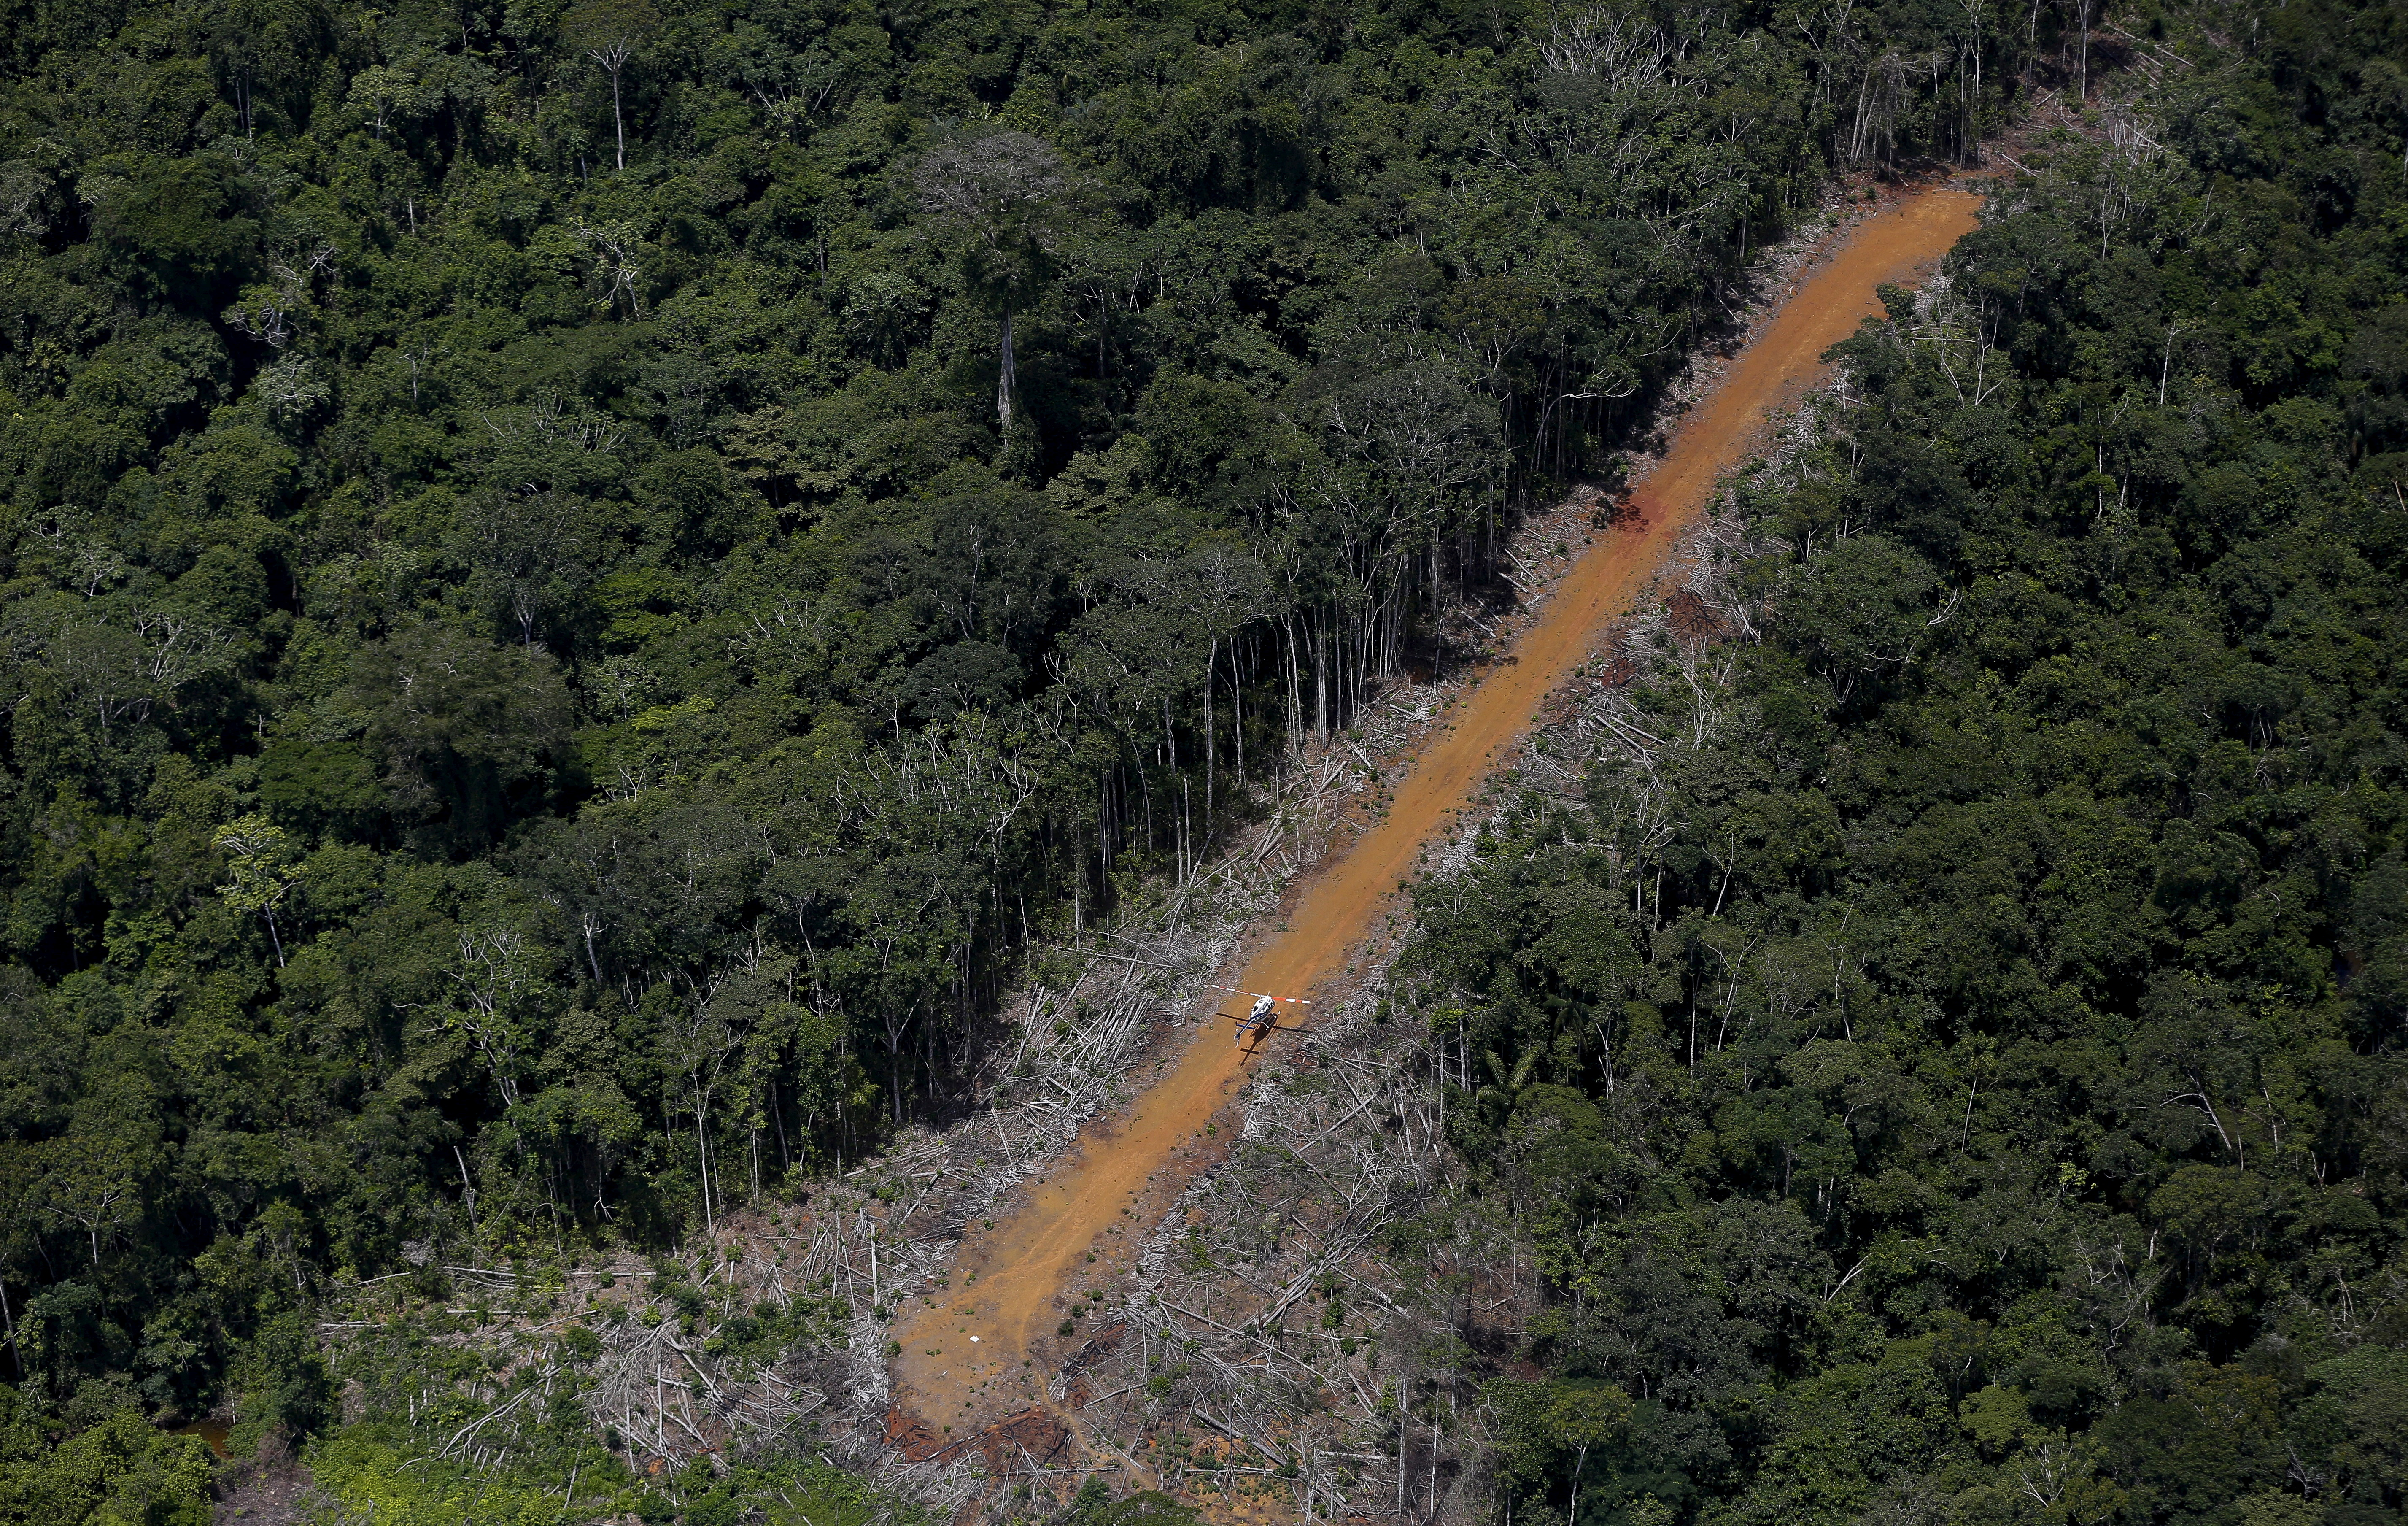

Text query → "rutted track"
[885,181,1984,1462]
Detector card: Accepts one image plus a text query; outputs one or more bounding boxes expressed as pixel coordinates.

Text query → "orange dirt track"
[887,182,1984,1458]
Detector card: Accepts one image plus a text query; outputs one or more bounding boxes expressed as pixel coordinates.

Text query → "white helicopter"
[1206,984,1313,1050]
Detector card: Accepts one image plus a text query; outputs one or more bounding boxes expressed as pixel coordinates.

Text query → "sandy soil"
[886,181,1985,1456]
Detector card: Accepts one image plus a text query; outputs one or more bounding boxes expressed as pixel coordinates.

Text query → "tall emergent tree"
[916,129,1068,430]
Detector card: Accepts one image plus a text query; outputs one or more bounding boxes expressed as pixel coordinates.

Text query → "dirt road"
[886,183,1983,1453]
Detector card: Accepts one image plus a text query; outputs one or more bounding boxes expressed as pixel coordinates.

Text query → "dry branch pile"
[1055,983,1512,1523]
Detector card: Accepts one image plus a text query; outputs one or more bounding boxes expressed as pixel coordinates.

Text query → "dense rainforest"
[1412,5,2408,1526]
[0,0,2023,1495]
[0,0,2399,1515]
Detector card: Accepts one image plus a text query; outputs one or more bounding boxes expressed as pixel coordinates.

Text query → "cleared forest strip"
[887,181,1985,1448]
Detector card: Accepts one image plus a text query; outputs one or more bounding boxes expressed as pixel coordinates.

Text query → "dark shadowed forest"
[2,0,2404,1518]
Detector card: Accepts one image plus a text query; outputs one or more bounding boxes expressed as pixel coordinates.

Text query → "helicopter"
[1206,984,1313,1050]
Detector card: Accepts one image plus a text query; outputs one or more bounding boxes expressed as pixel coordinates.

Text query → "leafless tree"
[588,37,635,170]
[574,218,647,316]
[569,0,657,171]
